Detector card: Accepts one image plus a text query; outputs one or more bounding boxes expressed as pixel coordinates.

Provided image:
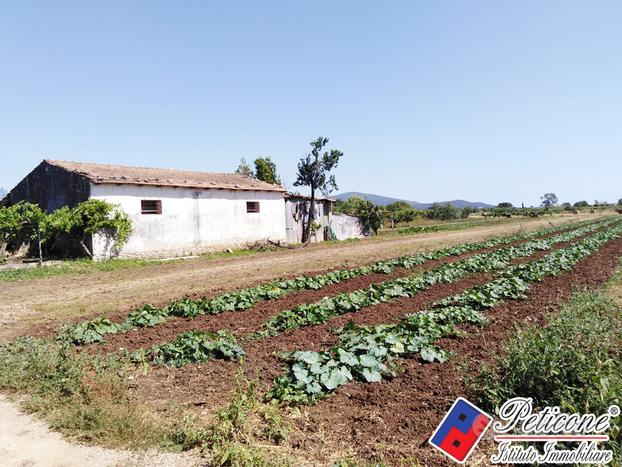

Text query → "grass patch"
[200,248,263,260]
[0,336,173,448]
[0,258,155,281]
[172,369,292,466]
[469,289,622,460]
[0,337,292,462]
[0,247,270,282]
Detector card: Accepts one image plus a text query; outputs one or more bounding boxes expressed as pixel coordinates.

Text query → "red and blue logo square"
[429,397,493,463]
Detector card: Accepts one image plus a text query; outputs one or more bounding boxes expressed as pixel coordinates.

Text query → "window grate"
[141,200,162,214]
[246,201,260,213]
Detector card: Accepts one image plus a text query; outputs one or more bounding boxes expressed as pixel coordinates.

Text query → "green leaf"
[421,346,447,363]
[362,368,382,383]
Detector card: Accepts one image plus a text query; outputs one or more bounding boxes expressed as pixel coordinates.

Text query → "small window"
[141,200,162,214]
[246,201,260,213]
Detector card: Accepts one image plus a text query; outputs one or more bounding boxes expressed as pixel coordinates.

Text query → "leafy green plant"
[268,222,622,403]
[255,220,610,338]
[469,291,622,461]
[59,218,611,346]
[132,330,245,367]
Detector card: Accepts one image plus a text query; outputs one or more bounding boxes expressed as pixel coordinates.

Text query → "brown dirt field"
[286,237,622,466]
[90,237,543,353]
[127,233,622,466]
[92,226,589,355]
[129,232,596,414]
[0,214,590,341]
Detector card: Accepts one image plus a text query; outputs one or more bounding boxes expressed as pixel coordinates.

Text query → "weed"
[468,290,622,461]
[170,369,293,466]
[0,337,167,448]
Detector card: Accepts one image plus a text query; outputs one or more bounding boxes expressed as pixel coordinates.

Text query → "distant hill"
[334,192,494,210]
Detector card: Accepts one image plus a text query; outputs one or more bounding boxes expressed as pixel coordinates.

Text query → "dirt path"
[0,215,591,341]
[0,395,199,467]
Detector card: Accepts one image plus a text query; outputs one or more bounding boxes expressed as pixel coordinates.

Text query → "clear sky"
[1,1,621,206]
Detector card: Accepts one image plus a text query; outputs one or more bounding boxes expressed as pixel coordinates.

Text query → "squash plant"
[268,223,622,403]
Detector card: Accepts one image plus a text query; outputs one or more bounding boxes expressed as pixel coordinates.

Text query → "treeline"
[335,195,622,232]
[334,197,477,231]
[0,199,132,261]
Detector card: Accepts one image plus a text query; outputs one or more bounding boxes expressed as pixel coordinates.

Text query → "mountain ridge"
[334,191,494,209]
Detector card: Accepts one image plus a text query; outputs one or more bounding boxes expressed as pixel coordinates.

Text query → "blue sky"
[1,1,620,206]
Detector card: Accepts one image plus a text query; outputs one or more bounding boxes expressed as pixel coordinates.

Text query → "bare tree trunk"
[79,235,93,258]
[302,187,315,244]
[37,230,43,267]
[0,233,8,257]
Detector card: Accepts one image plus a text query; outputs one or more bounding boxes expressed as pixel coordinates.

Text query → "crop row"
[250,220,612,338]
[267,222,622,404]
[58,219,602,345]
[131,219,615,368]
[130,330,244,367]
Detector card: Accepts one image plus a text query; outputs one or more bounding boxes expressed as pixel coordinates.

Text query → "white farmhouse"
[5,160,287,259]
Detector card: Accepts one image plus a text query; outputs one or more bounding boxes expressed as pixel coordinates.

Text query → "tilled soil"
[91,226,588,354]
[285,237,622,466]
[5,215,587,341]
[131,233,599,415]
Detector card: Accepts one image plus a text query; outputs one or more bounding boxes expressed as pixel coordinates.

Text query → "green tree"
[461,207,475,219]
[356,200,383,234]
[253,157,281,185]
[427,203,460,221]
[0,202,46,262]
[497,202,513,208]
[540,193,558,208]
[618,198,622,206]
[294,137,343,243]
[574,201,589,208]
[70,200,132,257]
[235,158,253,177]
[384,201,416,228]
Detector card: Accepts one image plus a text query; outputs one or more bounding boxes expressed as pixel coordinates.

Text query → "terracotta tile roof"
[45,160,286,192]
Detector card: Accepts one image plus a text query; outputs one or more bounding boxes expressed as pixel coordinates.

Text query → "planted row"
[58,218,607,345]
[126,220,616,371]
[267,222,622,403]
[130,330,244,367]
[251,220,611,338]
[131,220,611,369]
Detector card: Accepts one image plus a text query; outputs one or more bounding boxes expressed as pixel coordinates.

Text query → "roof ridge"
[43,159,285,192]
[45,159,256,178]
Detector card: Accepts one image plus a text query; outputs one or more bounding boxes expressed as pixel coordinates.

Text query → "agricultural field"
[1,214,622,466]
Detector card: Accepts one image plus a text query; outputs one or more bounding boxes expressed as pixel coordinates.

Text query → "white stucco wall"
[89,184,286,259]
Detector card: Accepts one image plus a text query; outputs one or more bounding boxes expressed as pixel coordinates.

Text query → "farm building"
[284,193,334,243]
[5,160,287,259]
[284,194,370,243]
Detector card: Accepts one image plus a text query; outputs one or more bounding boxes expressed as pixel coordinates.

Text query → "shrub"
[0,337,167,448]
[469,291,622,459]
[427,203,460,221]
[0,199,132,259]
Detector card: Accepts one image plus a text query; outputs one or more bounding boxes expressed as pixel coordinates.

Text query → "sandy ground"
[0,214,595,341]
[0,396,200,467]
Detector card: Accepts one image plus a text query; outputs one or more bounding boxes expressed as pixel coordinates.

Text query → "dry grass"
[607,257,622,307]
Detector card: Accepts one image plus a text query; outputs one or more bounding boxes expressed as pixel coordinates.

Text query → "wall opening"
[246,201,260,213]
[141,199,162,214]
